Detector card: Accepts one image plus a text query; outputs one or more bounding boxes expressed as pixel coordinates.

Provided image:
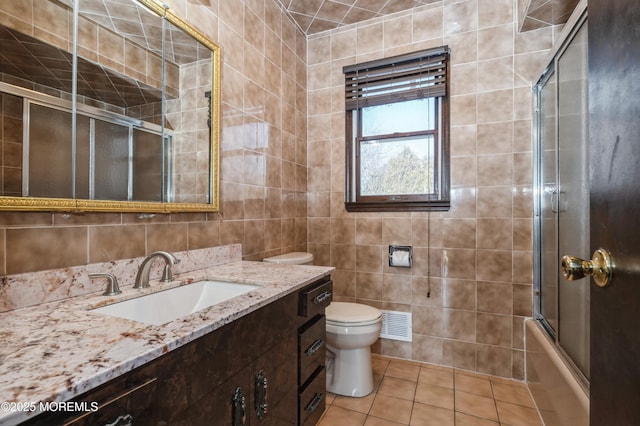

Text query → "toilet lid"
[326,302,382,324]
[263,252,313,264]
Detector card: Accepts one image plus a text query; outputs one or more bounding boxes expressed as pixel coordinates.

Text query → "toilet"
[263,252,382,398]
[325,302,382,397]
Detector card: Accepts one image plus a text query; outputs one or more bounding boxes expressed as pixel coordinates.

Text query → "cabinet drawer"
[23,365,157,426]
[64,377,157,426]
[298,278,332,319]
[298,367,326,426]
[298,315,326,386]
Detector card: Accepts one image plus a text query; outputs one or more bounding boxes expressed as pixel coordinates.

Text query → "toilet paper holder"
[388,245,412,268]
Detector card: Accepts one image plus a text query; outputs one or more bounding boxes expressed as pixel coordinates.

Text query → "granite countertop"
[0,261,333,426]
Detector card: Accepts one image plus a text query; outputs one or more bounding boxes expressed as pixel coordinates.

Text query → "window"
[344,46,450,212]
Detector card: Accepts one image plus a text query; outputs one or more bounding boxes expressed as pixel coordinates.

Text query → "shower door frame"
[533,63,557,337]
[532,4,590,392]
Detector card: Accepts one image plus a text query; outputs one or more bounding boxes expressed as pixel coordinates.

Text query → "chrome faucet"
[133,251,181,289]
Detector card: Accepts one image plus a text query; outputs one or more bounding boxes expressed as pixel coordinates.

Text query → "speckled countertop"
[0,261,333,426]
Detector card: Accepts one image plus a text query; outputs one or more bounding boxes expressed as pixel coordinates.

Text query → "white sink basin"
[90,280,260,325]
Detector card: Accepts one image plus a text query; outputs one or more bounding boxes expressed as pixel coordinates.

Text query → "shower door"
[24,100,170,202]
[534,15,589,384]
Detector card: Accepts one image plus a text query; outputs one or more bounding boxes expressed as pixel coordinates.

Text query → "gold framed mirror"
[0,0,220,213]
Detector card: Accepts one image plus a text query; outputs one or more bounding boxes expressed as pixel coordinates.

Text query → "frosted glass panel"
[557,22,589,379]
[74,115,91,200]
[535,18,589,383]
[94,120,129,200]
[28,105,73,198]
[132,129,164,201]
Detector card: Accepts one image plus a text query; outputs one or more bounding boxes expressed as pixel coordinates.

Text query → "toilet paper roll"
[391,250,411,267]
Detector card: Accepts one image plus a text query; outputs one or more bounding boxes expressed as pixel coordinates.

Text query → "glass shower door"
[535,17,589,383]
[557,21,589,379]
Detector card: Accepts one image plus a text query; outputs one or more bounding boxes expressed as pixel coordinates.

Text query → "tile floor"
[317,355,544,426]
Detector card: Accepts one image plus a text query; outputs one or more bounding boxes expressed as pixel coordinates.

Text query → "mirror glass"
[0,0,220,212]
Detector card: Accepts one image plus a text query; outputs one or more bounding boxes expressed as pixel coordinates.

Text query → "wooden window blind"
[344,46,449,111]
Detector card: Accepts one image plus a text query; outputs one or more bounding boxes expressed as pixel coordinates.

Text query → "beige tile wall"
[167,58,212,204]
[0,0,308,275]
[307,0,555,379]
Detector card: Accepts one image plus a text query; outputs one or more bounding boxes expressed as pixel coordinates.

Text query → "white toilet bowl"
[325,302,382,397]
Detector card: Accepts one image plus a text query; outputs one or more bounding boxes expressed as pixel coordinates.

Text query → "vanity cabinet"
[22,276,330,426]
[155,285,298,425]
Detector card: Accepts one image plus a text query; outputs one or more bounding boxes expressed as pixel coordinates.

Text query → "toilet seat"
[326,317,381,327]
[326,302,382,326]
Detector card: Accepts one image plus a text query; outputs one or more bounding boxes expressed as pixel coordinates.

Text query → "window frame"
[344,46,451,212]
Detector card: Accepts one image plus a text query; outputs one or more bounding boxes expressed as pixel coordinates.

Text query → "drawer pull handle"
[305,392,324,413]
[105,414,133,426]
[313,291,332,305]
[255,370,268,419]
[305,339,325,356]
[232,387,246,426]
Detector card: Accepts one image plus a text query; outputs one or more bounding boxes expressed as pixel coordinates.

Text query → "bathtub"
[525,319,589,425]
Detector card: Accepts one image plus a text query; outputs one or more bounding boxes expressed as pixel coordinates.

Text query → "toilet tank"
[263,252,314,265]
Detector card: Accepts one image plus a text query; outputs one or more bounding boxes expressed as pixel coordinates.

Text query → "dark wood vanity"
[22,277,332,426]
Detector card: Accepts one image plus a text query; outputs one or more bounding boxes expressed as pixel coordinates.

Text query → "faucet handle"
[89,273,122,296]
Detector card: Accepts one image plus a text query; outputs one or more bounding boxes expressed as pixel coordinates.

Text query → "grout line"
[489,379,502,424]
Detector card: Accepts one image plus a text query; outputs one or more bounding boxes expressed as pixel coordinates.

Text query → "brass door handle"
[561,248,614,287]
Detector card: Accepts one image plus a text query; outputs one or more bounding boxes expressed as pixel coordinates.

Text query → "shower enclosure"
[18,87,172,203]
[533,10,589,388]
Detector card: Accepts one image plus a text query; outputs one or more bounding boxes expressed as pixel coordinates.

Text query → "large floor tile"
[319,355,544,426]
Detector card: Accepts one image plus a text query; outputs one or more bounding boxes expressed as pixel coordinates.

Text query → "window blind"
[344,46,449,111]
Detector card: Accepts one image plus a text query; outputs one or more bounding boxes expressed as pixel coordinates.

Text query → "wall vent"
[380,310,412,342]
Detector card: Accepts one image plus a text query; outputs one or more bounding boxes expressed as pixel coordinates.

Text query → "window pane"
[362,98,435,136]
[360,135,435,196]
